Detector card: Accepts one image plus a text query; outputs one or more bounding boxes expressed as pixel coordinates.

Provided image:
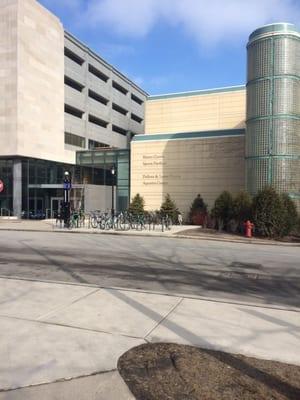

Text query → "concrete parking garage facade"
[0,0,147,217]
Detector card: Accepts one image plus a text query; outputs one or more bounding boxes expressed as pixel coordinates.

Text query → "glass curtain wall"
[0,159,13,215]
[76,149,130,211]
[1,153,130,218]
[21,158,98,218]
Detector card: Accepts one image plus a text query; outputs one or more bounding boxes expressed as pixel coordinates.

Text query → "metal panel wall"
[246,24,300,209]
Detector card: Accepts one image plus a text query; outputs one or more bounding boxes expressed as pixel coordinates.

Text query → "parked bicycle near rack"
[88,210,173,232]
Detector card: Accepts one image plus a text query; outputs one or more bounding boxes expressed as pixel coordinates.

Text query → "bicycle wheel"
[91,216,98,228]
[122,218,130,231]
[105,220,112,230]
[100,219,106,230]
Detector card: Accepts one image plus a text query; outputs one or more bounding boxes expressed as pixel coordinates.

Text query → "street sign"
[63,182,72,190]
[0,180,4,193]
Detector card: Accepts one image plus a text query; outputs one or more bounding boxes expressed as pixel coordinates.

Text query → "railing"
[87,211,173,232]
[53,210,174,232]
[0,208,11,217]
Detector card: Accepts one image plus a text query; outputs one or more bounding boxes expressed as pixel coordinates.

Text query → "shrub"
[233,191,252,232]
[252,186,298,238]
[295,216,300,236]
[211,191,234,231]
[189,194,208,225]
[129,193,145,215]
[280,193,298,236]
[160,193,179,222]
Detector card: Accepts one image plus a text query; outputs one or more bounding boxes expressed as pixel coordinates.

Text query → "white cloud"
[82,0,300,46]
[85,0,163,36]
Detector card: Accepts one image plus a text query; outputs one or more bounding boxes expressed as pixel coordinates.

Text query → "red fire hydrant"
[244,220,254,238]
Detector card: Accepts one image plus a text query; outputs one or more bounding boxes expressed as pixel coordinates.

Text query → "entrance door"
[51,197,63,219]
[28,197,44,219]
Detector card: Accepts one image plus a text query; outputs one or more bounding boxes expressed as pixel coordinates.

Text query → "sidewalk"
[0,277,299,398]
[0,218,192,236]
[0,218,298,246]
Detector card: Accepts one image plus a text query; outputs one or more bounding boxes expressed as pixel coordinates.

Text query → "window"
[131,93,143,105]
[112,103,128,116]
[64,47,84,66]
[88,139,109,150]
[112,81,128,95]
[88,90,109,105]
[88,114,108,128]
[64,76,84,92]
[88,64,109,82]
[64,104,84,119]
[131,113,143,123]
[112,124,127,136]
[65,132,85,148]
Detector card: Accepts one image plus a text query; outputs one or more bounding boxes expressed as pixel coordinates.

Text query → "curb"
[174,234,300,247]
[0,275,299,313]
[0,226,299,247]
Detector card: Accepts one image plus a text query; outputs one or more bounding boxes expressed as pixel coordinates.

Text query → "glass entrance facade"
[76,149,130,211]
[0,159,13,216]
[0,150,130,217]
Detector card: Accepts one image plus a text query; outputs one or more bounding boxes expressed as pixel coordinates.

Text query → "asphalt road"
[0,231,299,309]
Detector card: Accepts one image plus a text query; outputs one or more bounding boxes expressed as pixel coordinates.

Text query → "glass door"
[51,197,63,219]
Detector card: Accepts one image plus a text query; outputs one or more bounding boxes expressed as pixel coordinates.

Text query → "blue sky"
[39,0,300,95]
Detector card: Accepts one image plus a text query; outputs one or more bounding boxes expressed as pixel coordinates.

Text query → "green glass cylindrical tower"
[246,23,300,208]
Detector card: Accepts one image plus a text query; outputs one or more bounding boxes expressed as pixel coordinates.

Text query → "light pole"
[111,166,115,217]
[63,171,72,228]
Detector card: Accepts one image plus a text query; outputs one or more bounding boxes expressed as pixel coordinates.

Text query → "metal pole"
[112,184,114,217]
[63,171,71,228]
[111,166,115,218]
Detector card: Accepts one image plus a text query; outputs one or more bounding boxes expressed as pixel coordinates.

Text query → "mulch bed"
[118,343,300,400]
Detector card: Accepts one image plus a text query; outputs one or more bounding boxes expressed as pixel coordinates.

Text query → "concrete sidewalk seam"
[0,369,118,393]
[1,275,299,313]
[144,297,184,341]
[36,287,101,321]
[0,314,147,341]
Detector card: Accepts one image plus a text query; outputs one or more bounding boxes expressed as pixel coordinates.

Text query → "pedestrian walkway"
[0,218,191,236]
[0,277,299,398]
[0,218,298,246]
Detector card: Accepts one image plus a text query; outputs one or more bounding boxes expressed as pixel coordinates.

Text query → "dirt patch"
[118,343,300,400]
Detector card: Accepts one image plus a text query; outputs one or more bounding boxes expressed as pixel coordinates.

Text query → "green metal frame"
[132,129,245,142]
[248,23,300,43]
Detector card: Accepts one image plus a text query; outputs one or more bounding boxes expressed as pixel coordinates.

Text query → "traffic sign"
[0,180,4,193]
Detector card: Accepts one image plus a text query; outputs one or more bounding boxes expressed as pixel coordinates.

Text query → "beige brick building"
[132,22,300,214]
[131,86,247,215]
